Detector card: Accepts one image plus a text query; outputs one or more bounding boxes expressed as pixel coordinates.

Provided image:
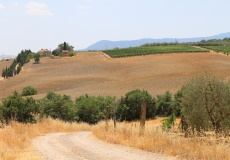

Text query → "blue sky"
[1,0,230,55]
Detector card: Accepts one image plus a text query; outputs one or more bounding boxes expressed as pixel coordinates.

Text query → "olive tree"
[181,74,230,136]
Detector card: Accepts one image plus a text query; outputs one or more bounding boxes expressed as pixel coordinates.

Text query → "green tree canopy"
[181,74,230,136]
[156,91,174,116]
[75,95,115,124]
[52,42,74,56]
[39,92,77,122]
[34,53,40,63]
[0,92,39,123]
[117,89,156,121]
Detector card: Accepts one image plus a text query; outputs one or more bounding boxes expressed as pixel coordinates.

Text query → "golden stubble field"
[0,51,230,99]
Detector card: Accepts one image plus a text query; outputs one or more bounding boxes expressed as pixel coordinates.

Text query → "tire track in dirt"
[33,131,175,160]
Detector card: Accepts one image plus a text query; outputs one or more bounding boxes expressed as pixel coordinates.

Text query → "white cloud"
[25,1,53,16]
[79,5,91,9]
[0,4,5,10]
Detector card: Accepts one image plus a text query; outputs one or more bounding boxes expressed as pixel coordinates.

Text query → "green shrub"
[68,50,76,57]
[75,95,115,124]
[156,91,174,116]
[116,89,156,121]
[22,86,38,96]
[39,92,77,122]
[0,92,39,124]
[161,113,176,131]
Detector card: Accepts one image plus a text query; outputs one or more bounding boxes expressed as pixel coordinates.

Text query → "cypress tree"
[63,42,67,50]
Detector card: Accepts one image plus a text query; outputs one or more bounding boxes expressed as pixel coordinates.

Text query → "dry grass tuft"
[0,118,92,160]
[92,120,230,160]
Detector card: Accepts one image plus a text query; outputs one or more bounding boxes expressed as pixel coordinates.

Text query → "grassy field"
[202,46,230,54]
[0,51,230,100]
[103,45,208,58]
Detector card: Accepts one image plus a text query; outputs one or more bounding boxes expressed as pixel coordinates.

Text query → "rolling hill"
[0,51,229,100]
[84,32,230,50]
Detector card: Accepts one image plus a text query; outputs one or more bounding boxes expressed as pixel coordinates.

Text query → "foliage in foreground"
[181,74,230,136]
[0,92,39,124]
[161,113,176,131]
[76,95,115,124]
[117,89,155,121]
[0,73,229,137]
[39,92,77,122]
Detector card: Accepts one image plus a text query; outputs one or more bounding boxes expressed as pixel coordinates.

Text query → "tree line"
[141,37,230,47]
[1,41,75,79]
[0,74,229,136]
[0,88,181,125]
[1,50,35,79]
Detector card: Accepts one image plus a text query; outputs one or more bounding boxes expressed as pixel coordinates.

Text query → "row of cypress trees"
[2,50,32,79]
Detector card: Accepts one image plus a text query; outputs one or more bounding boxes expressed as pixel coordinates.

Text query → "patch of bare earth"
[0,52,229,99]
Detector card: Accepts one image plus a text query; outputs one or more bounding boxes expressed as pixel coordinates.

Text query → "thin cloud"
[25,1,54,16]
[0,4,5,10]
[79,5,91,9]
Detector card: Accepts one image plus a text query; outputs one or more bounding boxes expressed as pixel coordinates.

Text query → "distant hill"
[84,32,230,50]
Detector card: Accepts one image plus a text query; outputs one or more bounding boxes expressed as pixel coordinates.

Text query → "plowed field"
[0,52,229,99]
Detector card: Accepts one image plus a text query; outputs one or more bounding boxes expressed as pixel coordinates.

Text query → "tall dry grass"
[92,120,230,160]
[0,118,92,160]
[1,118,229,160]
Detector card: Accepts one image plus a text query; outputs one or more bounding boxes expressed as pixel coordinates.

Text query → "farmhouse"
[62,50,68,57]
[38,49,52,57]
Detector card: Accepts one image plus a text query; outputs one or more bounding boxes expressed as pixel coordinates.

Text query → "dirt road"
[33,131,174,160]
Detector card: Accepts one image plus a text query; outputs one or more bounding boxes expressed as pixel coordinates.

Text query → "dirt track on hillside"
[33,131,174,160]
[0,52,230,99]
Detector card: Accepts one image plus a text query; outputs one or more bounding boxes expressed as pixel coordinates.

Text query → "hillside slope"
[0,52,229,100]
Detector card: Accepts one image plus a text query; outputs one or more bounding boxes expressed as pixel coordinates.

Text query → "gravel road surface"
[33,131,175,160]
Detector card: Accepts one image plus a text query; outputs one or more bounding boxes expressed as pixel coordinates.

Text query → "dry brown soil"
[0,52,229,99]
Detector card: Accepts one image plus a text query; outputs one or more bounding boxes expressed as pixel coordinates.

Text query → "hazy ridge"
[84,32,230,50]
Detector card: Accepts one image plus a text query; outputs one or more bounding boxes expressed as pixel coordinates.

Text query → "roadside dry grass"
[92,120,230,160]
[0,118,230,160]
[0,119,92,160]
